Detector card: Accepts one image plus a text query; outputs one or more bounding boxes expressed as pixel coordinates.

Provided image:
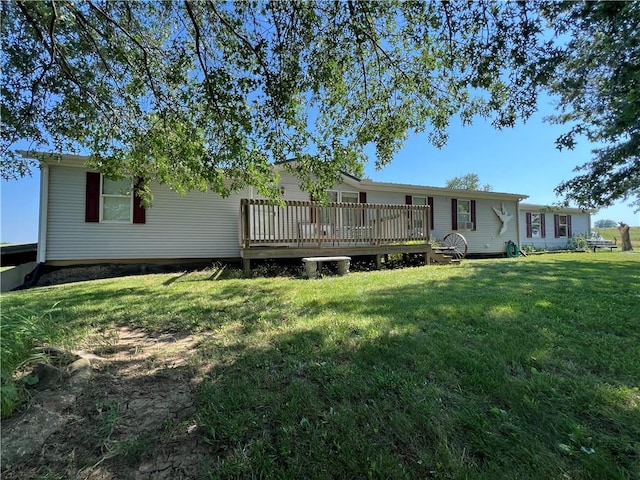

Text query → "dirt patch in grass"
[1,327,211,480]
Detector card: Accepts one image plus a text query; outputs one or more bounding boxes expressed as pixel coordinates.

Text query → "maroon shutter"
[405,195,412,225]
[567,215,572,237]
[85,172,100,223]
[526,212,532,238]
[471,200,477,231]
[540,213,546,238]
[554,214,560,238]
[133,177,146,224]
[427,196,434,230]
[451,199,458,230]
[359,192,367,224]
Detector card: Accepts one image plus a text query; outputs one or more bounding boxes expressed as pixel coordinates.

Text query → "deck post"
[376,207,381,245]
[241,199,250,248]
[243,258,251,277]
[375,254,382,270]
[316,202,322,247]
[425,206,430,239]
[424,208,430,265]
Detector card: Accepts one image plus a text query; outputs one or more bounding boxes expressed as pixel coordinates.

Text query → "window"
[526,213,546,238]
[85,172,145,224]
[339,191,359,227]
[102,178,133,222]
[554,214,572,238]
[457,199,471,229]
[406,195,434,229]
[531,214,541,237]
[412,196,427,230]
[451,198,476,231]
[318,191,338,226]
[558,215,568,237]
[318,191,360,227]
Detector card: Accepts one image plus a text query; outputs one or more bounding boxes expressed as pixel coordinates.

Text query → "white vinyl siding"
[519,208,591,250]
[45,165,248,261]
[366,191,520,254]
[445,198,518,254]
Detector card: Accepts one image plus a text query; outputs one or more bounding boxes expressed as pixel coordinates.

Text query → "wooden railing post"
[241,199,250,248]
[376,207,381,245]
[425,207,430,242]
[316,201,321,247]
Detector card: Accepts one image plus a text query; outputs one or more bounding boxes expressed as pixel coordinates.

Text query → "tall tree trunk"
[618,222,633,251]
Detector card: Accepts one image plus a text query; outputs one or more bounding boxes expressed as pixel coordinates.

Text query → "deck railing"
[240,199,430,248]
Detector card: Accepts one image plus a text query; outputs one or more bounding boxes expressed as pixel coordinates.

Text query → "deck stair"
[431,246,461,265]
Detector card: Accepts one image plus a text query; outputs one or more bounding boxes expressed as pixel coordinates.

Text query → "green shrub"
[567,235,588,251]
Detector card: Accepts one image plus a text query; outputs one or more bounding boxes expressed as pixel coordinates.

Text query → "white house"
[22,151,590,271]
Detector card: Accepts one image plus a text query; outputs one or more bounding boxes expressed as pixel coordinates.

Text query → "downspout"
[37,162,49,263]
[516,197,523,250]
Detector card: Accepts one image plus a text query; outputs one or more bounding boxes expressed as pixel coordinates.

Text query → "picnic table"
[586,239,617,252]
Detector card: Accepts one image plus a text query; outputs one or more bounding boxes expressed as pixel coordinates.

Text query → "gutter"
[516,197,523,250]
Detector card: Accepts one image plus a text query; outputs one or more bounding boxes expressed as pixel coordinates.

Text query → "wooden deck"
[240,199,432,274]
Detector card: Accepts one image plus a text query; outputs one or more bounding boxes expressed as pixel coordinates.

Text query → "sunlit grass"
[2,253,639,478]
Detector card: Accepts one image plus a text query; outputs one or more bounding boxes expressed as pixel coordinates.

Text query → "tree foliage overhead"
[544,1,640,211]
[1,0,554,200]
[445,173,492,191]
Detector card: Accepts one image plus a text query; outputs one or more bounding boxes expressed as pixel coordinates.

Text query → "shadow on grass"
[191,257,639,479]
[2,256,639,478]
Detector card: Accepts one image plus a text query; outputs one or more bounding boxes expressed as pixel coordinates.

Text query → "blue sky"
[1,100,638,244]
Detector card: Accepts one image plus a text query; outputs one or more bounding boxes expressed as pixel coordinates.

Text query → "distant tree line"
[594,219,618,228]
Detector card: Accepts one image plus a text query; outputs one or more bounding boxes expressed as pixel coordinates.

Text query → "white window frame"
[531,213,542,238]
[100,175,133,223]
[457,199,472,230]
[325,190,359,203]
[558,214,568,237]
[339,191,359,227]
[412,196,427,230]
[340,191,359,204]
[321,190,360,228]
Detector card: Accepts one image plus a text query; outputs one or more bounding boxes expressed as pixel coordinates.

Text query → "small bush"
[569,235,588,251]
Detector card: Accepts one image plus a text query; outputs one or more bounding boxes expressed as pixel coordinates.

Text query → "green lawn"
[2,253,639,479]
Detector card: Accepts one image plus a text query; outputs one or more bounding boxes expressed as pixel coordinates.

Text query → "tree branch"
[86,1,163,105]
[183,0,220,115]
[205,0,274,87]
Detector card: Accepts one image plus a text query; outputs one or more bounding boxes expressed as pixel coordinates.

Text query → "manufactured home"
[22,151,590,274]
[519,203,592,250]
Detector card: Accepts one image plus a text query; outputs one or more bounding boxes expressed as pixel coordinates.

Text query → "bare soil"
[1,327,212,480]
